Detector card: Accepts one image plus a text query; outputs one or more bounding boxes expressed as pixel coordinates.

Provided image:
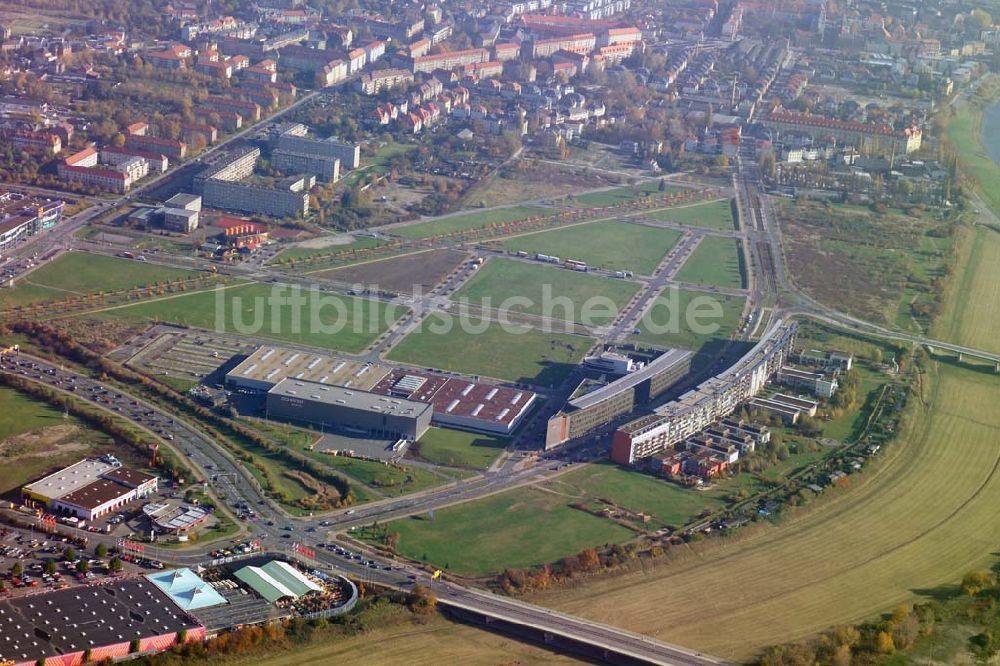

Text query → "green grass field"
[630,288,744,352]
[675,237,746,289]
[0,252,202,309]
[413,428,507,470]
[393,206,549,238]
[386,315,592,387]
[948,95,1000,215]
[530,363,1000,660]
[453,259,640,326]
[0,387,118,495]
[645,199,737,231]
[372,462,725,576]
[496,220,682,275]
[569,181,682,207]
[378,484,634,576]
[93,282,404,353]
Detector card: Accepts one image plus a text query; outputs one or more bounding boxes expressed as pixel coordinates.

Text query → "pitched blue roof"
[146,568,228,611]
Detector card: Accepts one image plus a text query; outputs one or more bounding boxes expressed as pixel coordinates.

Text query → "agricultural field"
[316,249,468,294]
[386,314,592,387]
[393,205,549,238]
[567,180,683,207]
[411,427,508,470]
[452,259,640,326]
[530,362,1000,661]
[0,252,203,309]
[645,199,738,231]
[495,220,682,275]
[630,288,745,352]
[674,236,746,289]
[256,604,578,666]
[92,282,404,354]
[776,200,954,327]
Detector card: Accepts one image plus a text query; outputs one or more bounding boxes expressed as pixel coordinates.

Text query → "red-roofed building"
[492,42,521,61]
[126,134,188,159]
[762,110,923,153]
[126,121,149,136]
[531,33,596,58]
[3,129,62,154]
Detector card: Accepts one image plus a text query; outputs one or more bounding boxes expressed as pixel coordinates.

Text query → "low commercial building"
[0,579,206,666]
[266,378,432,440]
[0,191,63,255]
[162,207,200,232]
[226,346,391,393]
[234,560,323,603]
[21,456,158,521]
[776,366,838,399]
[146,569,227,611]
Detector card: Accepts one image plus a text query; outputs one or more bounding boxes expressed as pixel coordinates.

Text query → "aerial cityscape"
[1,0,1000,663]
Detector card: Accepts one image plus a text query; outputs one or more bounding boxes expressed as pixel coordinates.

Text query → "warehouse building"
[0,578,205,666]
[234,560,323,603]
[22,456,158,521]
[372,369,537,436]
[266,378,432,440]
[545,348,693,449]
[225,346,391,393]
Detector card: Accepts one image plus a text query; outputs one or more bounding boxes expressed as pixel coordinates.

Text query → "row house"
[204,95,261,122]
[411,48,489,74]
[463,60,504,81]
[347,47,367,74]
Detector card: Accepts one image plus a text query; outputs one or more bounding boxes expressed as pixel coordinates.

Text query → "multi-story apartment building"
[193,147,259,192]
[202,176,310,218]
[761,111,923,154]
[411,47,489,73]
[3,129,62,154]
[611,319,797,465]
[530,33,596,58]
[100,146,169,173]
[125,134,187,159]
[358,68,415,95]
[272,149,340,181]
[276,133,360,169]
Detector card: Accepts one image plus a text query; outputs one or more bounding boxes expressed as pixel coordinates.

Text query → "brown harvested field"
[315,249,469,293]
[463,162,612,207]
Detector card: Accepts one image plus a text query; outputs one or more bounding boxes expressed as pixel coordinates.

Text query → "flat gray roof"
[569,348,692,411]
[23,459,117,501]
[269,378,431,418]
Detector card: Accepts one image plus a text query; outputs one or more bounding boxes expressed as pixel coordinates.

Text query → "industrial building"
[0,578,205,666]
[266,378,432,440]
[546,348,693,449]
[372,369,537,436]
[225,346,536,436]
[612,320,797,465]
[225,346,391,393]
[21,456,158,521]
